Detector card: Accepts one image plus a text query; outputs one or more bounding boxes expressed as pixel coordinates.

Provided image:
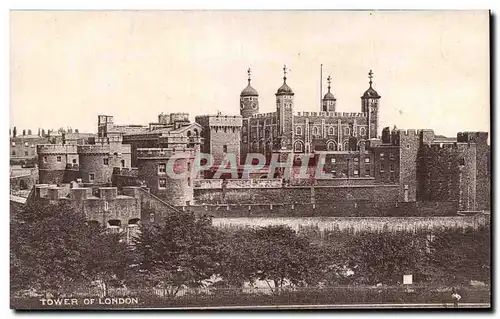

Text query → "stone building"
[37,116,132,185]
[28,66,490,215]
[31,183,180,241]
[416,131,490,211]
[195,114,243,166]
[239,67,380,163]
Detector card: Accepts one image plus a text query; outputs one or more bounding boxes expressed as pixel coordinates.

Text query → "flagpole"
[320,64,323,111]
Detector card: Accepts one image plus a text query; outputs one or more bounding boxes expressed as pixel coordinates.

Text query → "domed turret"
[361,69,381,99]
[276,65,294,96]
[240,69,259,97]
[361,69,381,139]
[322,75,337,112]
[240,68,259,118]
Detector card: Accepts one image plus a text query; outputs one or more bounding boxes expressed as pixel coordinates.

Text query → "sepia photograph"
[9,10,491,310]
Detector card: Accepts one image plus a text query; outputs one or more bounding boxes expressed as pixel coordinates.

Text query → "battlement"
[112,167,138,177]
[252,112,277,119]
[424,142,460,151]
[296,111,366,118]
[137,147,197,159]
[169,113,190,123]
[37,144,78,154]
[457,131,489,144]
[196,114,243,127]
[34,184,143,201]
[77,145,113,155]
[396,129,418,136]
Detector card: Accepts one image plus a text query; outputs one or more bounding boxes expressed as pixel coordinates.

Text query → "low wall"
[10,173,37,191]
[187,201,459,218]
[211,215,490,232]
[38,169,81,185]
[194,185,400,205]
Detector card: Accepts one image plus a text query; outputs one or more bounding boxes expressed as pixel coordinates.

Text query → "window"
[11,150,15,156]
[365,169,370,176]
[380,164,385,173]
[332,170,336,177]
[360,127,366,136]
[11,142,15,147]
[24,142,28,147]
[345,127,350,135]
[327,142,336,151]
[56,156,62,162]
[103,158,109,165]
[223,145,228,153]
[380,152,385,159]
[390,164,395,172]
[295,126,302,136]
[406,144,410,149]
[365,157,370,163]
[43,156,47,163]
[459,158,465,166]
[354,157,359,162]
[294,141,304,153]
[389,152,395,160]
[158,163,166,174]
[89,173,95,182]
[331,158,336,163]
[31,144,35,148]
[158,178,167,188]
[72,159,77,164]
[313,127,319,136]
[104,202,109,211]
[24,151,28,156]
[149,213,155,223]
[328,126,335,135]
[121,160,125,167]
[354,170,359,176]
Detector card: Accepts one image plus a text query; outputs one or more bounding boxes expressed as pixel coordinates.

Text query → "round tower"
[136,148,195,206]
[240,68,259,118]
[361,69,381,139]
[322,75,337,112]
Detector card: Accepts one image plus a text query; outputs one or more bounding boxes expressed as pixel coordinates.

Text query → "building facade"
[26,66,490,215]
[240,67,380,164]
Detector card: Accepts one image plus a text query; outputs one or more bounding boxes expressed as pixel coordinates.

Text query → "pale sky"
[10,10,490,137]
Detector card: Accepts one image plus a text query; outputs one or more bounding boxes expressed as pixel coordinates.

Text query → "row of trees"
[11,202,490,297]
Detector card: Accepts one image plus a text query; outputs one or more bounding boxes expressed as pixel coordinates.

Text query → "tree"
[133,212,221,297]
[216,227,261,288]
[251,225,321,293]
[345,230,428,285]
[10,202,130,296]
[427,225,491,285]
[80,225,133,297]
